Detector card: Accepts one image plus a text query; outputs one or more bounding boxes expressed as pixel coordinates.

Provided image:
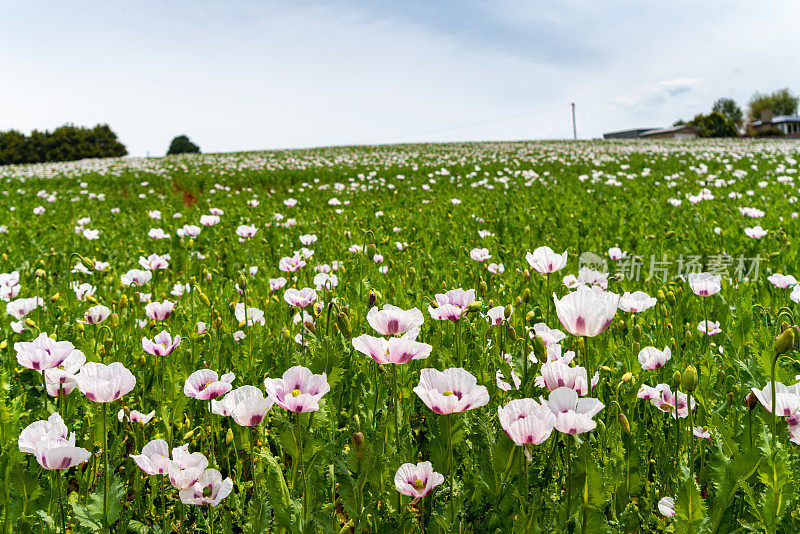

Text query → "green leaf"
[258,449,298,531]
[674,468,707,534]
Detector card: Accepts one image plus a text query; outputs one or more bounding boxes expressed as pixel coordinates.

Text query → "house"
[602,128,659,139]
[750,110,800,137]
[638,125,699,139]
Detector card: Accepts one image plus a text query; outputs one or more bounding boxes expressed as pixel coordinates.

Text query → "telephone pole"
[571,102,577,140]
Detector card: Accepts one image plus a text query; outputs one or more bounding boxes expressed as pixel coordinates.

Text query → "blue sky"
[1,0,798,156]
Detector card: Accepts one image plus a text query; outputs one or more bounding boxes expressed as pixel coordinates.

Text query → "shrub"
[167,135,200,155]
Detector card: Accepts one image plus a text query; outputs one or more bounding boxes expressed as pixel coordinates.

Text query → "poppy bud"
[77,323,85,333]
[479,280,487,296]
[183,430,194,441]
[666,291,676,306]
[656,289,665,304]
[368,290,377,309]
[351,432,365,461]
[522,288,531,303]
[504,305,513,319]
[228,302,236,316]
[524,269,530,281]
[110,313,119,328]
[618,413,631,435]
[104,338,114,354]
[533,336,546,362]
[337,312,352,339]
[122,406,131,419]
[632,341,640,356]
[577,337,586,354]
[515,296,522,307]
[367,244,377,257]
[602,366,612,372]
[226,428,234,445]
[664,230,675,240]
[682,365,698,393]
[214,316,223,330]
[746,391,758,410]
[672,370,682,388]
[238,274,247,290]
[632,324,641,342]
[621,372,632,382]
[79,255,96,270]
[25,318,36,328]
[304,322,316,335]
[441,281,447,290]
[199,292,211,307]
[774,327,795,355]
[533,306,543,323]
[35,269,46,279]
[119,294,128,308]
[0,340,6,350]
[282,329,291,340]
[506,324,517,343]
[466,301,483,313]
[525,310,536,326]
[618,320,627,334]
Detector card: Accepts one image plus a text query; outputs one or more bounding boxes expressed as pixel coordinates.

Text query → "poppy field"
[2,139,800,533]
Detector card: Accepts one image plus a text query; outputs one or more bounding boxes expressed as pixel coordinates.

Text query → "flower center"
[442,390,453,397]
[202,485,213,498]
[413,479,425,492]
[291,389,302,397]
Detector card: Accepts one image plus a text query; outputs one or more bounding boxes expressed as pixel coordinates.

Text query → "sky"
[1,0,799,157]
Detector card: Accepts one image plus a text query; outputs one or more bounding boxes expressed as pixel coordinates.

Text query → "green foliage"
[0,124,127,165]
[712,97,743,124]
[748,88,799,119]
[688,111,739,138]
[166,135,200,155]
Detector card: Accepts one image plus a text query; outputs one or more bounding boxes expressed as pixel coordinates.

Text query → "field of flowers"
[2,139,800,533]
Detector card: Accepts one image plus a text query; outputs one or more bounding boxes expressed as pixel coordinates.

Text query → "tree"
[167,135,200,155]
[688,111,739,138]
[0,123,126,165]
[748,88,799,120]
[712,98,743,124]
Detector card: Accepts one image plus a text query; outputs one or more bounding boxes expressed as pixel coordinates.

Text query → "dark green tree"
[712,98,743,124]
[688,111,739,138]
[748,88,799,119]
[167,135,200,155]
[0,123,125,165]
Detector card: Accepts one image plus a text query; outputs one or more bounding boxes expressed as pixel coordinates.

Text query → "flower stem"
[445,413,455,525]
[102,402,108,528]
[771,352,779,449]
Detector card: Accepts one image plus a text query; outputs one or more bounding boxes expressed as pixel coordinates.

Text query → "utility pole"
[571,102,577,140]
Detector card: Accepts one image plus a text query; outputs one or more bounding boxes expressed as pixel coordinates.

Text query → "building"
[750,110,800,137]
[602,128,659,139]
[638,125,699,139]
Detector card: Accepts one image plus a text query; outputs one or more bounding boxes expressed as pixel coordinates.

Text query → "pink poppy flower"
[608,247,627,260]
[34,437,91,470]
[76,362,136,402]
[693,426,711,440]
[744,225,768,238]
[618,291,657,313]
[44,349,86,396]
[367,304,424,337]
[269,277,287,291]
[639,383,695,419]
[15,332,75,371]
[486,306,508,326]
[121,269,152,286]
[211,385,273,426]
[168,445,209,489]
[118,409,156,424]
[688,272,721,297]
[470,248,491,262]
[179,468,233,506]
[394,461,444,499]
[658,497,675,517]
[768,273,797,289]
[142,331,182,356]
[638,346,671,370]
[530,323,567,346]
[19,413,70,453]
[497,398,556,445]
[526,246,568,274]
[184,369,235,400]
[352,334,432,364]
[139,253,169,270]
[236,224,258,238]
[545,386,604,435]
[535,361,596,396]
[279,255,306,272]
[7,297,45,320]
[697,320,721,336]
[179,224,201,238]
[145,300,175,321]
[263,366,330,413]
[750,382,800,417]
[200,215,220,226]
[413,368,489,415]
[130,439,172,475]
[553,286,619,338]
[283,288,317,308]
[83,304,111,325]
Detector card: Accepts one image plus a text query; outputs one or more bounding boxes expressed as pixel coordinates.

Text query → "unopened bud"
[337,312,352,339]
[504,305,513,319]
[672,370,682,388]
[746,391,758,410]
[368,290,377,309]
[103,338,114,354]
[656,289,665,304]
[618,413,631,435]
[466,301,483,313]
[119,294,128,308]
[110,312,119,328]
[666,291,676,306]
[621,372,632,382]
[632,324,641,342]
[522,288,531,303]
[682,365,698,393]
[774,327,795,355]
[632,341,640,355]
[525,311,536,326]
[506,324,517,343]
[35,269,46,279]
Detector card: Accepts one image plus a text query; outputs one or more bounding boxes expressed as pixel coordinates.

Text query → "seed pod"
[506,324,517,343]
[337,312,352,339]
[774,327,795,355]
[618,413,631,435]
[682,365,698,393]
